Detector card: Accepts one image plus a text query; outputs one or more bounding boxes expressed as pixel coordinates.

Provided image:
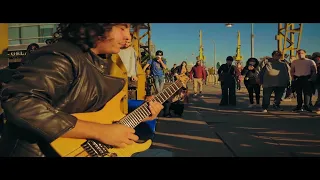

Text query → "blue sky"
[142,23,320,68]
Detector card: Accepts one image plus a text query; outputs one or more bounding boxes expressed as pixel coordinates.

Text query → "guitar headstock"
[175,74,190,88]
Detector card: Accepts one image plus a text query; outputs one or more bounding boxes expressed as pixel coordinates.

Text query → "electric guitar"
[50,74,189,157]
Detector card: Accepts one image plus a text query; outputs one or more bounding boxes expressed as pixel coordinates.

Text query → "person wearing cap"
[291,49,317,112]
[217,56,239,106]
[257,51,291,113]
[189,60,207,97]
[143,50,167,93]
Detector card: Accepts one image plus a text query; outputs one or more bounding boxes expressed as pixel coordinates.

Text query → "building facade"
[8,23,58,65]
[9,23,58,46]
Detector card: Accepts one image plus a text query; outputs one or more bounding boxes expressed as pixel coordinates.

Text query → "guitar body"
[50,90,152,157]
[50,74,190,157]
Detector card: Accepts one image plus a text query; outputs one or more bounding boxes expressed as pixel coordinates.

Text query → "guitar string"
[120,79,183,128]
[121,80,182,127]
[100,80,183,156]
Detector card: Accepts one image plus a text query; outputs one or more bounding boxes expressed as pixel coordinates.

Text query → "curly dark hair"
[180,61,188,72]
[53,23,130,51]
[246,57,259,68]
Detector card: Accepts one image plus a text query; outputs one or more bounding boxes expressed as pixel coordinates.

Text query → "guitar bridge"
[81,140,115,157]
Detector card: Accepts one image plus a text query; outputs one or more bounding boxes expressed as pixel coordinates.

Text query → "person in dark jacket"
[27,43,40,54]
[170,64,177,82]
[0,23,169,157]
[0,68,24,135]
[20,43,40,66]
[241,58,260,107]
[312,54,320,114]
[218,56,240,106]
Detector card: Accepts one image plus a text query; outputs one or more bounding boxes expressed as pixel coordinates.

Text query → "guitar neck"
[119,79,183,128]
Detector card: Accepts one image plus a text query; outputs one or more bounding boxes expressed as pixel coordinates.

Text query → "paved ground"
[151,83,320,157]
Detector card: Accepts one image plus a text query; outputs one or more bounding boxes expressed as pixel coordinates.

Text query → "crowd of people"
[163,49,320,115]
[216,50,320,114]
[160,59,209,118]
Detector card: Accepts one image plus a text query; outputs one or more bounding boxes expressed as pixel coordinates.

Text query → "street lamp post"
[225,23,255,58]
[251,23,254,58]
[212,40,216,74]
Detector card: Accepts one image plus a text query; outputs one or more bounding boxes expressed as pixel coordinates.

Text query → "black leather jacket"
[0,40,125,157]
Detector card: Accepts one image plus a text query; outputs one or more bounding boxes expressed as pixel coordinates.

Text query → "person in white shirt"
[291,49,317,112]
[118,35,138,81]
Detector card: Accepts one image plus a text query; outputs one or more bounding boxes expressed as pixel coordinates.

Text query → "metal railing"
[9,35,54,41]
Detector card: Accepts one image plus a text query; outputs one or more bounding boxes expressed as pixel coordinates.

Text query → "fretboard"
[119,79,183,128]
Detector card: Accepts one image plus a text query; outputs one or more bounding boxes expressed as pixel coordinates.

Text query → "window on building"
[39,24,55,43]
[9,23,59,46]
[20,26,39,45]
[9,27,20,45]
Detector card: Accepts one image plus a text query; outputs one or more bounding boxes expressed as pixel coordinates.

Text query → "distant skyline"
[142,23,320,68]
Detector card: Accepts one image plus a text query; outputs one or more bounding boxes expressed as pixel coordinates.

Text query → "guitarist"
[0,23,170,157]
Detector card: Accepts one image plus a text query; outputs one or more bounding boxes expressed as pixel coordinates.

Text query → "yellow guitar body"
[50,73,190,157]
[50,90,152,157]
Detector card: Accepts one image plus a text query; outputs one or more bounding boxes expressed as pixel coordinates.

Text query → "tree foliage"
[216,62,221,69]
